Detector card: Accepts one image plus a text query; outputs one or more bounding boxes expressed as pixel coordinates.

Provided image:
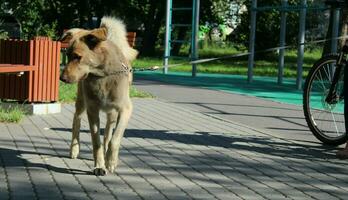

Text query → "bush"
[37,21,58,40]
[233,0,296,56]
[0,20,8,40]
[10,0,58,40]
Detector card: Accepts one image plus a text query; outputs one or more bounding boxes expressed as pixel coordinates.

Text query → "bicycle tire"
[303,54,347,146]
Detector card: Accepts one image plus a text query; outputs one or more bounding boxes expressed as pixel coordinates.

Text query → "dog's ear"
[60,28,85,42]
[60,31,73,43]
[82,28,107,50]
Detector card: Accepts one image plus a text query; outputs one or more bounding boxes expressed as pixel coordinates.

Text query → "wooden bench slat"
[0,64,37,73]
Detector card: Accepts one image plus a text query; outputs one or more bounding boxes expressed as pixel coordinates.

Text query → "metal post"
[191,0,200,77]
[296,0,306,90]
[331,8,340,54]
[247,0,257,83]
[163,0,172,74]
[278,0,287,85]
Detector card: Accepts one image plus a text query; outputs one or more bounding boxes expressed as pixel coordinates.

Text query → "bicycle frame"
[325,44,348,104]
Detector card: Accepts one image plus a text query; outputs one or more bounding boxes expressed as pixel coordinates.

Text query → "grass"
[0,106,25,123]
[59,81,154,103]
[130,86,155,98]
[59,82,78,103]
[0,82,153,123]
[133,46,323,78]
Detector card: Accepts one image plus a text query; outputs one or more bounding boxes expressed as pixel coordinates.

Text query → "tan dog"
[60,17,137,175]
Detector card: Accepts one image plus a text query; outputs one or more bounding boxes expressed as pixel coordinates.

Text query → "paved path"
[1,88,348,199]
[133,79,333,146]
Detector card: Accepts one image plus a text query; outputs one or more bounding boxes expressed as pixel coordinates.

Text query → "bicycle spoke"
[315,69,326,91]
[323,64,332,82]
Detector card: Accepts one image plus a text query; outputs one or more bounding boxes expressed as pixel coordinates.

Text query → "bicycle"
[303,0,348,146]
[303,41,348,145]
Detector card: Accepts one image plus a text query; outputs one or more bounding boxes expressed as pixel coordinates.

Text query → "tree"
[322,7,348,57]
[113,0,165,56]
[0,0,249,56]
[233,0,299,57]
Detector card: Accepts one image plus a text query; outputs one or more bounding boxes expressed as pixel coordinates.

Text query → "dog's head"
[60,28,108,83]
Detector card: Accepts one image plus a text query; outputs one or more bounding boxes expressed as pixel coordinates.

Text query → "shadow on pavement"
[0,147,91,175]
[50,127,339,162]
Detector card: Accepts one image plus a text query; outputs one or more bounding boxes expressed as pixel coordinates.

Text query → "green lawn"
[133,47,322,78]
[59,82,154,103]
[0,82,154,123]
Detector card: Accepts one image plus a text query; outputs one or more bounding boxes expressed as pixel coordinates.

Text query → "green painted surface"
[135,71,304,105]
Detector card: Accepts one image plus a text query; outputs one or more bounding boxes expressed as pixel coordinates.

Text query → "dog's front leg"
[87,109,106,176]
[70,86,85,159]
[106,104,132,173]
[104,110,118,154]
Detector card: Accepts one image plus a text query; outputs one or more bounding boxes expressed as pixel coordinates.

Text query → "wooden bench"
[0,37,61,103]
[126,32,137,47]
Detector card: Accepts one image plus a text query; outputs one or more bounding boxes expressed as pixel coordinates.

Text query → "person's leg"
[337,63,348,158]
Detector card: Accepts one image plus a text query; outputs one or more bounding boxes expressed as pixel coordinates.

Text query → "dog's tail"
[100,16,138,62]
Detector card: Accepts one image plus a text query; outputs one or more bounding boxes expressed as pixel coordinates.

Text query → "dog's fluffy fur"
[100,17,138,62]
[60,17,137,175]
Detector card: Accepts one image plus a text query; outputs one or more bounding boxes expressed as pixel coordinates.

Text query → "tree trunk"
[339,8,348,47]
[322,8,348,57]
[171,27,189,56]
[322,10,334,57]
[140,2,165,56]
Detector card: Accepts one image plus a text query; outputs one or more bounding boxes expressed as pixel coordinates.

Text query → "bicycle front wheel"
[303,54,347,145]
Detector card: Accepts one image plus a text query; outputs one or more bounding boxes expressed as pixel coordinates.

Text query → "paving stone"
[1,98,348,200]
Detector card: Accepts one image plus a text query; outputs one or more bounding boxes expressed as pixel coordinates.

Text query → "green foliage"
[233,0,325,57]
[233,0,291,54]
[37,21,58,39]
[0,20,8,40]
[12,0,44,39]
[210,0,246,28]
[0,0,57,39]
[199,24,210,40]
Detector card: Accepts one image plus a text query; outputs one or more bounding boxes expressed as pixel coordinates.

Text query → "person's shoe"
[336,149,348,159]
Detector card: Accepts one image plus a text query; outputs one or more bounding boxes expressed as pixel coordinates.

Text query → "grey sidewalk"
[0,98,348,200]
[133,78,329,146]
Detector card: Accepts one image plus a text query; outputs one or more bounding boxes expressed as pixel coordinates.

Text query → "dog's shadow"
[0,147,91,175]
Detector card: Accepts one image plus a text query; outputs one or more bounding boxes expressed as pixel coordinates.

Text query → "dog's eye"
[71,53,81,61]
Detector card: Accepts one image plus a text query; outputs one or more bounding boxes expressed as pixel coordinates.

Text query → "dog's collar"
[89,62,132,78]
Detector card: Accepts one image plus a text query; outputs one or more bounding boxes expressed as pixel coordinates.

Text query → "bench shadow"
[0,147,91,175]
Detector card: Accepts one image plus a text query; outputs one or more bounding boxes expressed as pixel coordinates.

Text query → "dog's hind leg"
[104,110,118,155]
[70,84,85,159]
[87,108,107,176]
[106,104,133,173]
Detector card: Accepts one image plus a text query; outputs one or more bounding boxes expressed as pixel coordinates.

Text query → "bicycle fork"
[325,45,348,104]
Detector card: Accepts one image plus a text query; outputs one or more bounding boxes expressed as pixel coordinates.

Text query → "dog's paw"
[70,145,79,159]
[106,160,118,173]
[105,156,117,173]
[105,151,118,173]
[106,164,116,173]
[93,168,107,176]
